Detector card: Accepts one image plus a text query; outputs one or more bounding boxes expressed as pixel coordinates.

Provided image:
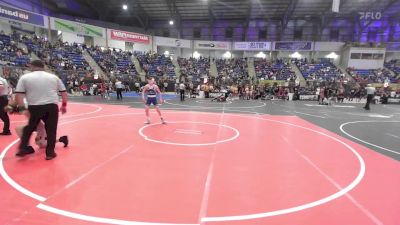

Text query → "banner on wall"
[50,18,105,38]
[110,29,150,44]
[386,43,400,52]
[274,41,313,51]
[194,41,231,50]
[0,4,47,27]
[234,42,271,51]
[154,36,191,48]
[314,42,344,51]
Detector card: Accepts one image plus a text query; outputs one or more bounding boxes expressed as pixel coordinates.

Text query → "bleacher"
[88,47,137,76]
[385,60,400,76]
[178,57,210,83]
[294,59,342,81]
[254,59,296,80]
[350,68,398,83]
[0,34,30,66]
[21,34,41,54]
[136,53,175,77]
[216,58,248,79]
[31,41,92,72]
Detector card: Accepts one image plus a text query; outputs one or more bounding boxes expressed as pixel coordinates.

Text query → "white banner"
[50,17,106,38]
[194,41,231,50]
[234,42,271,51]
[154,36,191,48]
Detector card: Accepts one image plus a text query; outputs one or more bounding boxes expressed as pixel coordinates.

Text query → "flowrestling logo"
[110,30,150,44]
[359,12,382,20]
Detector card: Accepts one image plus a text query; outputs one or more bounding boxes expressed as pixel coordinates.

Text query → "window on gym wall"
[350,53,361,59]
[361,53,373,59]
[373,53,384,60]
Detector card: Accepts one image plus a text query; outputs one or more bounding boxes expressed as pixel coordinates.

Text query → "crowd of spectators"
[136,52,175,77]
[254,59,296,80]
[178,57,210,83]
[0,31,30,67]
[216,58,248,84]
[18,33,92,77]
[347,68,398,84]
[384,59,400,76]
[294,58,344,82]
[88,46,138,76]
[0,31,399,103]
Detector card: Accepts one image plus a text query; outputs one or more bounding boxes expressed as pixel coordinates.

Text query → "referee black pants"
[364,94,373,110]
[0,95,10,133]
[116,88,123,100]
[180,90,185,101]
[19,104,59,157]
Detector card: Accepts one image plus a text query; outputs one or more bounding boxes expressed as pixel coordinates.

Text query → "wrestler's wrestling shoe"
[59,136,69,147]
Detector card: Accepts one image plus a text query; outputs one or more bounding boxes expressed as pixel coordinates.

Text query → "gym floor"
[0,94,399,225]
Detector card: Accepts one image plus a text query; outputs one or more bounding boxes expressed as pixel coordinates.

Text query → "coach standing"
[15,60,68,160]
[0,75,11,135]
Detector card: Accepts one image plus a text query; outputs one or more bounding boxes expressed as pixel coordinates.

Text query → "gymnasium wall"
[61,32,84,44]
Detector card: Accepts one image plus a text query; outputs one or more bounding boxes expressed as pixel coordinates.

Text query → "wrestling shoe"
[59,136,69,147]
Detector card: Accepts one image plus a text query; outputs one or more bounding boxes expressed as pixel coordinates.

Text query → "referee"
[179,82,185,101]
[15,60,68,160]
[0,75,11,135]
[364,84,376,111]
[115,79,123,100]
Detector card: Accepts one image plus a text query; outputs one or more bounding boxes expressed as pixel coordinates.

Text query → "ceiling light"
[122,4,128,10]
[223,51,232,58]
[193,51,201,59]
[326,52,338,59]
[169,20,174,25]
[256,52,266,59]
[290,52,302,59]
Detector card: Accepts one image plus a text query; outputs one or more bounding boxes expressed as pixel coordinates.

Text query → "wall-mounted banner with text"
[273,41,313,51]
[109,29,150,44]
[0,4,47,27]
[234,42,271,51]
[154,36,191,48]
[194,41,231,50]
[50,18,105,38]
